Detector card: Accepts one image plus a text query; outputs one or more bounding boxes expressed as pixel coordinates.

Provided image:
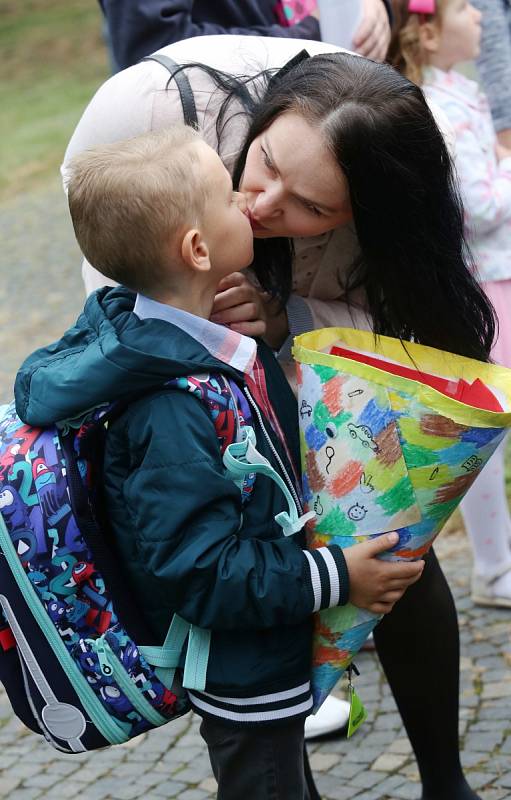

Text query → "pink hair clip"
[408,0,435,12]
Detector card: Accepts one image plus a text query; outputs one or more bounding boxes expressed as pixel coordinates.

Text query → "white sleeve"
[455,125,511,236]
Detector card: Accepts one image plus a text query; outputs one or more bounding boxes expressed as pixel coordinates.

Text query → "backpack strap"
[223,426,314,537]
[138,614,211,692]
[142,53,198,129]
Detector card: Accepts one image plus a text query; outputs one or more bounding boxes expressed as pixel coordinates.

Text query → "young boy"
[15,127,422,800]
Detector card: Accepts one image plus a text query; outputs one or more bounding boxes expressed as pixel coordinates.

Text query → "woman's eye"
[303,201,323,217]
[261,147,275,172]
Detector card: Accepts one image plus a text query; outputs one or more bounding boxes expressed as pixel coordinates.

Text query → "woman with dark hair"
[63,35,493,800]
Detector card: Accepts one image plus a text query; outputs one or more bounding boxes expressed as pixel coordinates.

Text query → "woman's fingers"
[216,271,246,292]
[212,286,253,316]
[211,301,260,325]
[230,320,267,337]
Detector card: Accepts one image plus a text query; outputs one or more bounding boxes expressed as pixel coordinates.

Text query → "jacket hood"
[15,287,241,427]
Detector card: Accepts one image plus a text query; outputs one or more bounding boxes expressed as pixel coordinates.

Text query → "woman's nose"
[251,187,283,219]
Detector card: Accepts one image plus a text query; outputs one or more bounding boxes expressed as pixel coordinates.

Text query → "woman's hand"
[211,273,267,337]
[352,0,391,62]
[343,532,425,614]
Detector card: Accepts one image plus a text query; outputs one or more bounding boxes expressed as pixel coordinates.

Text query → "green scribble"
[425,497,459,523]
[402,442,438,468]
[314,365,338,383]
[316,507,356,537]
[376,476,415,515]
[313,401,331,431]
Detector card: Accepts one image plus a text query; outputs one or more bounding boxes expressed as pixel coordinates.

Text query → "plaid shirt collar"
[134,294,257,375]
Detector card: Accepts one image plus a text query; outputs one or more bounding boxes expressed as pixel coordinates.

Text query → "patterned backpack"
[0,374,259,753]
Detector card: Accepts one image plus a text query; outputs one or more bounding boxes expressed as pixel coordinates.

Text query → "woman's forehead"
[264,112,347,210]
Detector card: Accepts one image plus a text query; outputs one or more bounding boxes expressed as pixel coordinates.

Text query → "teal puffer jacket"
[15,288,349,724]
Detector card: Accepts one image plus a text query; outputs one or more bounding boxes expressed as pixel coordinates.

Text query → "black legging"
[306,548,480,800]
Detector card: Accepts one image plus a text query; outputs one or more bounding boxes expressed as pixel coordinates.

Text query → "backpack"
[0,373,258,753]
[0,367,309,754]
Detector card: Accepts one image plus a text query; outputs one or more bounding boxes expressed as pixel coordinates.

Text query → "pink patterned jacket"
[423,66,511,282]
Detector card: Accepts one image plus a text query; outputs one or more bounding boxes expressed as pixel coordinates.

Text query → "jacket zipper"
[243,387,303,515]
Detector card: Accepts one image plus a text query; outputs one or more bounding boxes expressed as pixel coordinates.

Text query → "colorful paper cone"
[293,328,511,711]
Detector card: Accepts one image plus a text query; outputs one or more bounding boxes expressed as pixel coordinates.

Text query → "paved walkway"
[0,179,510,800]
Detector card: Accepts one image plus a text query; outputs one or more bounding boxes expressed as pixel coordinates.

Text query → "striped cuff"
[188,682,313,724]
[304,545,350,611]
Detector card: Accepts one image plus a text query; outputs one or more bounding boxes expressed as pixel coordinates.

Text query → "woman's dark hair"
[178,53,495,361]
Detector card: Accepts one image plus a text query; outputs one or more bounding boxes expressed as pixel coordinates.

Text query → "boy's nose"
[470,4,482,21]
[234,191,247,212]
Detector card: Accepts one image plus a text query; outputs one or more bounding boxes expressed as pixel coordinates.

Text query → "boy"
[15,127,423,799]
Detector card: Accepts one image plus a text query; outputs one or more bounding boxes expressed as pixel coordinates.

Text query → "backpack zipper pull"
[91,637,114,677]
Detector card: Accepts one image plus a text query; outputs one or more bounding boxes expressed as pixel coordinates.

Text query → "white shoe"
[471,565,511,608]
[304,694,350,740]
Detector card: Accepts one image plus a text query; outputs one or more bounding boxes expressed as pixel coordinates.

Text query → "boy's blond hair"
[67,126,208,294]
[388,0,447,85]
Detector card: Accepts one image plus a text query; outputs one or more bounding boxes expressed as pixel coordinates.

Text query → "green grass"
[0,0,108,199]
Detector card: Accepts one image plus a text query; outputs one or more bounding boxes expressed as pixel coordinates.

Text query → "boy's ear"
[418,20,441,54]
[181,228,212,273]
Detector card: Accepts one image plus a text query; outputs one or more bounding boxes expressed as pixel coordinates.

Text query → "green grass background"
[1,0,108,200]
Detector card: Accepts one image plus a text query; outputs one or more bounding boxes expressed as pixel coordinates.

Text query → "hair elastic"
[408,0,435,12]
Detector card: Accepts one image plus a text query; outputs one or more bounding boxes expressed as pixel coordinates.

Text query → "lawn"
[0,0,109,200]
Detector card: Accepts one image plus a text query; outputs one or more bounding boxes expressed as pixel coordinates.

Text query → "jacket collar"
[134,294,257,375]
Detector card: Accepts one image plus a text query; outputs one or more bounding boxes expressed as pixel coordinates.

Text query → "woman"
[63,34,494,800]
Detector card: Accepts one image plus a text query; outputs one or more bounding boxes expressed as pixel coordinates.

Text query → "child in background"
[15,127,424,800]
[389,0,511,607]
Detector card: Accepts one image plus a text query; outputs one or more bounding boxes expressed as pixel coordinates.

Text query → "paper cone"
[293,328,511,710]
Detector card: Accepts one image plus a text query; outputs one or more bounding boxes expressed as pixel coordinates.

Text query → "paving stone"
[482,681,511,700]
[177,790,209,800]
[151,780,188,797]
[199,777,218,793]
[9,791,44,800]
[0,776,23,794]
[314,773,354,800]
[388,738,412,755]
[388,782,422,800]
[464,770,500,790]
[110,782,147,800]
[350,770,383,789]
[22,773,61,790]
[309,752,340,771]
[482,789,511,800]
[330,761,364,780]
[371,753,408,772]
[497,771,511,788]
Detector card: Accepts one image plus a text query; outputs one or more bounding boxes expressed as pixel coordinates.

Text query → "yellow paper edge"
[293,328,511,429]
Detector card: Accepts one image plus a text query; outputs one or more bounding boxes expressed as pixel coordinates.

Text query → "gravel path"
[0,176,84,403]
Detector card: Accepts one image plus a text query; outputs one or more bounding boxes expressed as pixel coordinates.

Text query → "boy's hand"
[343,532,425,614]
[211,273,267,337]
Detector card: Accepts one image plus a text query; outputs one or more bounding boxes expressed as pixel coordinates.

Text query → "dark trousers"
[199,716,318,800]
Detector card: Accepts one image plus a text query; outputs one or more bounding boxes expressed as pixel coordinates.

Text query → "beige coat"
[62,34,371,333]
[63,34,453,334]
